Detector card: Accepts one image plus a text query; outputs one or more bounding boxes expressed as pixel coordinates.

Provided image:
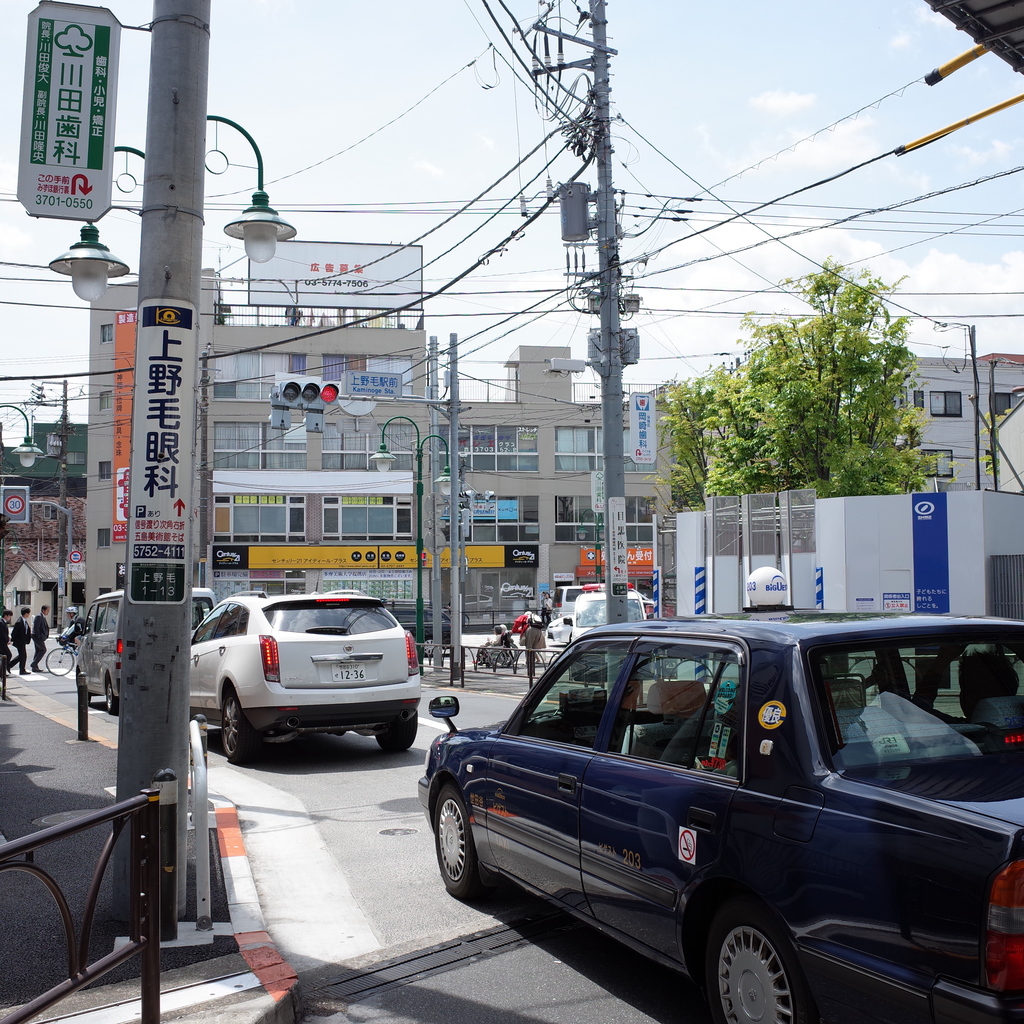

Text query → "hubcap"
[717,924,792,1024]
[224,698,239,753]
[437,798,466,880]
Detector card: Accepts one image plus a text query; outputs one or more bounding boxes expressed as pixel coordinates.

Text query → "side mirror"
[428,695,460,734]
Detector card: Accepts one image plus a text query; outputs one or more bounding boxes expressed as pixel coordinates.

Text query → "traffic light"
[269,376,342,433]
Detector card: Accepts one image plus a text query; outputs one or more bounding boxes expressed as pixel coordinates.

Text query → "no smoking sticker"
[678,827,697,864]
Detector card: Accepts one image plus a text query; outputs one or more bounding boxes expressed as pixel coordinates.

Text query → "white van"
[77,588,215,715]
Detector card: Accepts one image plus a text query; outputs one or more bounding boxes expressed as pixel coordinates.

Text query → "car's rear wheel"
[433,784,494,901]
[376,714,418,751]
[221,687,260,764]
[705,897,817,1024]
[104,676,119,717]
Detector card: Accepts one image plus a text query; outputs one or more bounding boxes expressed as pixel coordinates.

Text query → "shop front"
[575,546,655,595]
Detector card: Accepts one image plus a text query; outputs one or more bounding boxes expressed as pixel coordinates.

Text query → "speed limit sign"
[2,487,29,522]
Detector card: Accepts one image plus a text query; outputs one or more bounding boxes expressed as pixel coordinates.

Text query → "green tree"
[662,259,930,504]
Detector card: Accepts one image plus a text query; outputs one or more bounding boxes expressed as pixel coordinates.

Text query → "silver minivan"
[78,588,215,715]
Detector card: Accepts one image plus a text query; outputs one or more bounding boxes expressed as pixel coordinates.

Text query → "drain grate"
[317,912,580,1002]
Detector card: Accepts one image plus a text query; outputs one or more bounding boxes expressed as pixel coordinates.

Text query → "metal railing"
[0,790,161,1024]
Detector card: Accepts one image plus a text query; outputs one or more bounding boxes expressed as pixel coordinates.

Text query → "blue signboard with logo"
[911,493,950,613]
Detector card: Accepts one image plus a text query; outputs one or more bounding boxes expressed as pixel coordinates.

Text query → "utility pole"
[198,344,211,588]
[447,333,463,686]
[428,335,444,666]
[970,326,982,491]
[115,0,210,915]
[590,0,628,623]
[989,356,1001,491]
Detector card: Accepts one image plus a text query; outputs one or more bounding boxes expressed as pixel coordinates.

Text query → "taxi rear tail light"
[259,635,280,683]
[986,860,1024,990]
[406,631,419,676]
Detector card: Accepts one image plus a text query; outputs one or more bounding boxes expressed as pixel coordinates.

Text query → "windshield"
[265,599,398,635]
[810,635,1024,769]
[574,596,646,628]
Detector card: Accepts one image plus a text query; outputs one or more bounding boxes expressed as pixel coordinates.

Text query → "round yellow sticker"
[758,701,787,729]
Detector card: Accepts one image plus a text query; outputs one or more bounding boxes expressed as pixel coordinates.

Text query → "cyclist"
[60,606,86,648]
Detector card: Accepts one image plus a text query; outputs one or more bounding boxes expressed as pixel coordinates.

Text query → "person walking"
[541,591,553,627]
[30,604,50,672]
[11,608,32,675]
[519,613,547,682]
[0,609,12,677]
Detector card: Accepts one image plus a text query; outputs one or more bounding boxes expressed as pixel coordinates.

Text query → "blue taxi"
[419,615,1024,1024]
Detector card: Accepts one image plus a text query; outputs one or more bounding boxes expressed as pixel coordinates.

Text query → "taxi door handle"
[558,773,577,794]
[688,807,717,833]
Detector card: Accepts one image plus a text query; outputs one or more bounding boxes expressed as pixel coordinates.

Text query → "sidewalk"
[0,673,297,1024]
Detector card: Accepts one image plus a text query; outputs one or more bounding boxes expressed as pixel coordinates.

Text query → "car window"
[94,600,118,635]
[514,643,633,748]
[192,605,226,644]
[265,599,396,635]
[811,635,1024,769]
[213,603,249,639]
[608,645,743,776]
[573,595,646,628]
[192,597,214,629]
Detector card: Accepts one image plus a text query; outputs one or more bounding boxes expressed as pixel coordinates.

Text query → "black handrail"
[0,790,161,1024]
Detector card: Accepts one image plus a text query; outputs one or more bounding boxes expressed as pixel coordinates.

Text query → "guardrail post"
[189,716,212,931]
[151,768,177,941]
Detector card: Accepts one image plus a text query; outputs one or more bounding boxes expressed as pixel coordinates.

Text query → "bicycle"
[45,639,79,676]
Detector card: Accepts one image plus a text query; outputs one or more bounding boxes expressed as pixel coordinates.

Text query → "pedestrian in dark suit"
[0,609,12,676]
[30,604,50,672]
[11,608,31,675]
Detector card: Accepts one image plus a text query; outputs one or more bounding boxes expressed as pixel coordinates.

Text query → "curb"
[214,803,300,1008]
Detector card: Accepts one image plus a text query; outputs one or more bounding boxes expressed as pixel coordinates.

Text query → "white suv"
[190,592,420,764]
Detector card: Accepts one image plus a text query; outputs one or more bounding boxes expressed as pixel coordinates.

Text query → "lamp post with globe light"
[370,417,451,653]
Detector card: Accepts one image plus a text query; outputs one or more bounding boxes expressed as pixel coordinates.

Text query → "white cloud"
[749,90,816,116]
[412,159,445,178]
[950,139,1015,166]
[889,33,912,50]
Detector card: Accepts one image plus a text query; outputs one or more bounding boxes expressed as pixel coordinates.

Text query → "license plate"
[331,665,368,682]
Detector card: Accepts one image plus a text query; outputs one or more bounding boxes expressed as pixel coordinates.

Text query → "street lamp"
[0,407,45,468]
[48,116,296,298]
[370,417,451,651]
[577,508,604,585]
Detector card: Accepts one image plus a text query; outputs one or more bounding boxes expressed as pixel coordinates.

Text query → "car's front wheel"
[376,714,418,751]
[433,784,495,901]
[221,687,260,764]
[705,897,817,1024]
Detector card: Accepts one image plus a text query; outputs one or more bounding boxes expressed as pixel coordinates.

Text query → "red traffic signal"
[320,382,340,404]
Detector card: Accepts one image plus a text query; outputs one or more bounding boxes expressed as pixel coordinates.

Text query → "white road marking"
[208,767,380,972]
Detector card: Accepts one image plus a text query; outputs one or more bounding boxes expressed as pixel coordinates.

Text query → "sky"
[3,0,1024,431]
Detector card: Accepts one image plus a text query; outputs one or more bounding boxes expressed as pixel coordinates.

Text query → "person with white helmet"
[61,605,86,648]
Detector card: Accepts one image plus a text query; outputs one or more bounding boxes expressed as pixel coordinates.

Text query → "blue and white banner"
[694,566,706,615]
[911,493,950,613]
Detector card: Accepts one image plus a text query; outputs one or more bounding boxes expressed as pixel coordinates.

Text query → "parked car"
[421,614,1024,1024]
[386,601,453,645]
[546,589,647,645]
[190,591,420,764]
[78,587,215,716]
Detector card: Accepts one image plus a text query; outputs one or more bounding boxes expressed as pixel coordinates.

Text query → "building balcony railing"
[211,304,423,331]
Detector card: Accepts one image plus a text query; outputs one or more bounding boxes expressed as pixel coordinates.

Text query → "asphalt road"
[14,661,711,1024]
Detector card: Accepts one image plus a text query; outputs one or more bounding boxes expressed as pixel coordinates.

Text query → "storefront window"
[555,427,640,472]
[554,495,654,543]
[458,425,538,471]
[322,496,412,540]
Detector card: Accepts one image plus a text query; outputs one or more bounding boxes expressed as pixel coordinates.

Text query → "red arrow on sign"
[71,174,92,195]
[173,499,186,516]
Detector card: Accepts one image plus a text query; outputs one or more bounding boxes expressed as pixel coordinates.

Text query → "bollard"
[151,768,178,941]
[189,716,212,931]
[194,713,208,758]
[76,676,90,741]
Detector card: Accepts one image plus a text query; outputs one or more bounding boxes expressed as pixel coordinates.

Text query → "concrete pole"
[428,336,444,666]
[57,379,69,622]
[591,0,627,623]
[115,0,210,914]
